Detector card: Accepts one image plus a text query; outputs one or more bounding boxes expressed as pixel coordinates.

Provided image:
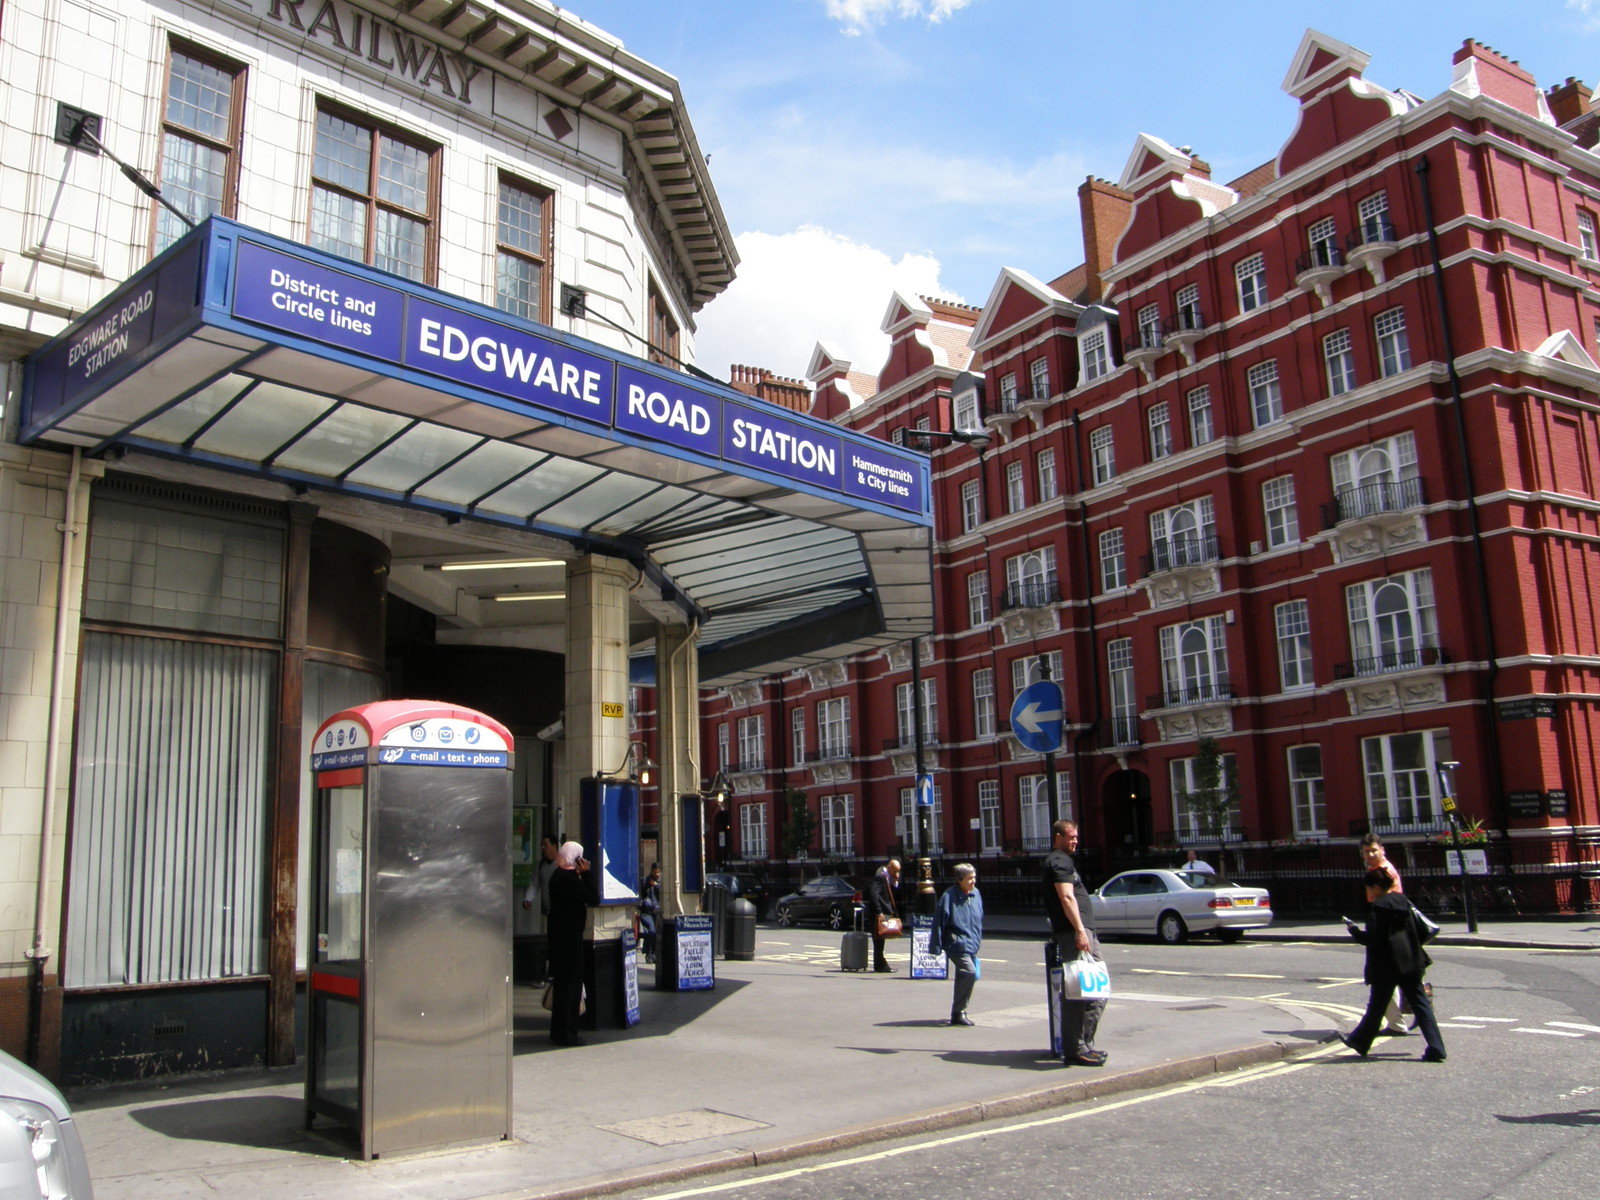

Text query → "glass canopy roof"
[21,220,933,683]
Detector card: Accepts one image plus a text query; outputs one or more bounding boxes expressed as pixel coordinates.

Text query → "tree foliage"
[781,786,816,860]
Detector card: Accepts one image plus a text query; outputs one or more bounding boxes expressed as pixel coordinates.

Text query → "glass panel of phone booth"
[311,784,364,1121]
[319,785,365,964]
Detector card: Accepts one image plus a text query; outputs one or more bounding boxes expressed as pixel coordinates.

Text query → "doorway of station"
[1104,768,1153,868]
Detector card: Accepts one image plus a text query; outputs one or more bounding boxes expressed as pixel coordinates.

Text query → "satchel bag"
[1410,902,1441,945]
[540,981,588,1016]
[1062,952,1112,1001]
[876,914,904,939]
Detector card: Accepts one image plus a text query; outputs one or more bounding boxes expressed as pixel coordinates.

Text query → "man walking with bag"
[1042,820,1108,1066]
[867,857,902,972]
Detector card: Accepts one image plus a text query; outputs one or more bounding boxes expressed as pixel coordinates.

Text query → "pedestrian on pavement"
[1042,820,1108,1066]
[1339,866,1447,1062]
[638,862,661,963]
[1359,832,1412,1035]
[522,833,560,984]
[546,840,597,1047]
[1182,848,1216,877]
[867,857,902,972]
[928,862,983,1026]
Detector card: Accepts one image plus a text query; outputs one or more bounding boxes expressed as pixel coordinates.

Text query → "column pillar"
[654,624,700,919]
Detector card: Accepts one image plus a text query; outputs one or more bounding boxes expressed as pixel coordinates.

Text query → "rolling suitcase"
[840,930,869,972]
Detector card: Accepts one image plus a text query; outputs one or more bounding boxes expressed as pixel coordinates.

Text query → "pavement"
[67,915,1599,1200]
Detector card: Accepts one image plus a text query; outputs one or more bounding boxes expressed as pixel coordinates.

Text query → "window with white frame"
[1108,637,1137,745]
[895,679,938,746]
[1362,729,1453,830]
[1080,327,1110,382]
[967,570,991,626]
[1247,359,1283,427]
[739,802,768,859]
[1262,475,1299,548]
[972,668,995,739]
[961,479,983,532]
[1357,191,1390,242]
[1019,773,1070,847]
[1330,431,1420,518]
[1170,753,1240,841]
[953,383,980,430]
[1011,651,1064,701]
[1029,357,1051,400]
[916,416,930,432]
[1187,385,1214,445]
[1158,614,1230,705]
[1098,527,1127,592]
[1148,402,1172,460]
[1275,599,1314,691]
[791,706,805,765]
[999,372,1019,410]
[1324,328,1356,396]
[1581,211,1598,261]
[1006,461,1026,513]
[1175,283,1202,330]
[1307,216,1338,267]
[817,697,850,758]
[736,714,764,770]
[1287,745,1326,835]
[978,780,1001,854]
[1037,448,1058,502]
[717,723,729,770]
[821,794,855,855]
[1005,546,1058,608]
[1374,308,1411,376]
[891,428,907,446]
[1090,426,1116,485]
[897,786,944,852]
[1235,252,1268,313]
[1150,496,1216,570]
[1346,568,1438,674]
[1137,303,1162,349]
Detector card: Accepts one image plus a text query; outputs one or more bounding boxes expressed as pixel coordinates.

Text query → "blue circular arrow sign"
[1010,680,1065,753]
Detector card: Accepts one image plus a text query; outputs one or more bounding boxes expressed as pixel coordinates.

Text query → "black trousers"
[1052,930,1107,1056]
[550,968,584,1042]
[1348,974,1445,1058]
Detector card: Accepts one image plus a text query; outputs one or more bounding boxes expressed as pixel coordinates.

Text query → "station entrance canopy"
[20,219,932,683]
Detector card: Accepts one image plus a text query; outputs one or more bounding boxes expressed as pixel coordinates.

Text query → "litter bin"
[727,897,756,960]
[702,881,730,957]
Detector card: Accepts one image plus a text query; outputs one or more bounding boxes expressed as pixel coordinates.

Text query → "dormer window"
[1080,328,1110,382]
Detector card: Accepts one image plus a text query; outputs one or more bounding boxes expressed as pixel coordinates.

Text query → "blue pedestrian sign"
[915,773,935,808]
[1010,680,1065,753]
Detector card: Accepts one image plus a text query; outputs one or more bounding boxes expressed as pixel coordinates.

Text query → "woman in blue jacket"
[928,863,984,1026]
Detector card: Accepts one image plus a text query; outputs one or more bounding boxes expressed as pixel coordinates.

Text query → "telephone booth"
[305,700,514,1160]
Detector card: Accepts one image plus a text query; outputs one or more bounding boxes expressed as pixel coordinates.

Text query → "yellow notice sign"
[601,702,625,718]
[1441,795,1457,813]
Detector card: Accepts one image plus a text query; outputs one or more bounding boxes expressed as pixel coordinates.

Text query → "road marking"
[1438,1022,1486,1029]
[1221,972,1283,980]
[633,1046,1341,1200]
[1546,1021,1600,1034]
[1315,978,1361,989]
[1452,1015,1516,1023]
[1130,968,1189,976]
[1263,996,1366,1021]
[1512,1028,1585,1037]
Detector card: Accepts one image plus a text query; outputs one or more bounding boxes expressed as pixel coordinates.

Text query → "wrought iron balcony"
[1101,715,1142,748]
[1333,644,1448,680]
[804,742,852,763]
[1162,309,1207,359]
[1321,477,1426,528]
[730,756,766,774]
[881,733,941,753]
[1345,217,1399,281]
[1294,243,1347,305]
[1124,322,1168,380]
[1141,533,1220,577]
[1001,577,1061,612]
[1347,815,1449,839]
[1146,680,1235,710]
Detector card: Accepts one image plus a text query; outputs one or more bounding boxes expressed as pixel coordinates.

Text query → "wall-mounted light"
[597,741,657,786]
[702,770,731,807]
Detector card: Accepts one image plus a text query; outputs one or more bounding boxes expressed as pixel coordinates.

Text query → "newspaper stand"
[305,701,514,1160]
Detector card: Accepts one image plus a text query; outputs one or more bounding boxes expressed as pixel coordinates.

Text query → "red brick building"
[686,31,1600,911]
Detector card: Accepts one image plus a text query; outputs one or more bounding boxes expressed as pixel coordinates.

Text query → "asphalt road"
[612,935,1600,1200]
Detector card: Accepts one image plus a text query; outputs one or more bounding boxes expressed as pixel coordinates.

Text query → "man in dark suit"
[1340,867,1447,1062]
[867,857,902,972]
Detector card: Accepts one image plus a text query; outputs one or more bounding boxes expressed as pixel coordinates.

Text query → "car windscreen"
[1173,872,1218,889]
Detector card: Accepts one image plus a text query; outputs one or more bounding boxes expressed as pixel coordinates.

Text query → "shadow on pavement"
[1497,1109,1600,1127]
[511,978,751,1054]
[126,1095,342,1155]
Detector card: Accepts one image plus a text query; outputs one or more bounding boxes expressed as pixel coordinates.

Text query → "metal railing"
[1101,714,1142,747]
[804,742,852,763]
[1321,477,1425,527]
[1141,532,1220,576]
[1164,309,1206,337]
[1333,644,1448,679]
[731,756,767,774]
[1001,577,1061,611]
[1294,244,1344,274]
[1147,680,1235,709]
[881,732,941,753]
[1347,216,1397,251]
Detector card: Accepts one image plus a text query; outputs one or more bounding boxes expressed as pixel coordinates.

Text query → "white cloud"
[825,0,973,37]
[692,226,954,384]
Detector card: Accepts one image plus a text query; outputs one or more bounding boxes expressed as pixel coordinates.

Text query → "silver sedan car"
[0,1048,93,1199]
[1091,869,1273,944]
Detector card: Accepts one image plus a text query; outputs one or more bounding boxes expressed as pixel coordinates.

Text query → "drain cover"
[599,1109,770,1146]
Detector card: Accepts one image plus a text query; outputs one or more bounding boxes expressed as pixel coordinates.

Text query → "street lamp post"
[1436,759,1478,934]
[912,637,935,916]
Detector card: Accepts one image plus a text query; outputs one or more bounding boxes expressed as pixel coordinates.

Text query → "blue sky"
[575,0,1600,381]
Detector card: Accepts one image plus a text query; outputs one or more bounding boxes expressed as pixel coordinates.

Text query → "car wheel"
[1157,911,1188,944]
[1217,928,1243,944]
[777,905,795,927]
[828,904,846,931]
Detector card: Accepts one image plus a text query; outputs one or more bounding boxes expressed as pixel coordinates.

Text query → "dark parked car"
[703,871,774,920]
[774,875,867,930]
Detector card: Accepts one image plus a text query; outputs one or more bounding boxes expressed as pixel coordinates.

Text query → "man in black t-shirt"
[1041,819,1108,1066]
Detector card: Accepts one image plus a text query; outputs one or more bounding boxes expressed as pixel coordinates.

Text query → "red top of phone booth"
[311,700,513,775]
